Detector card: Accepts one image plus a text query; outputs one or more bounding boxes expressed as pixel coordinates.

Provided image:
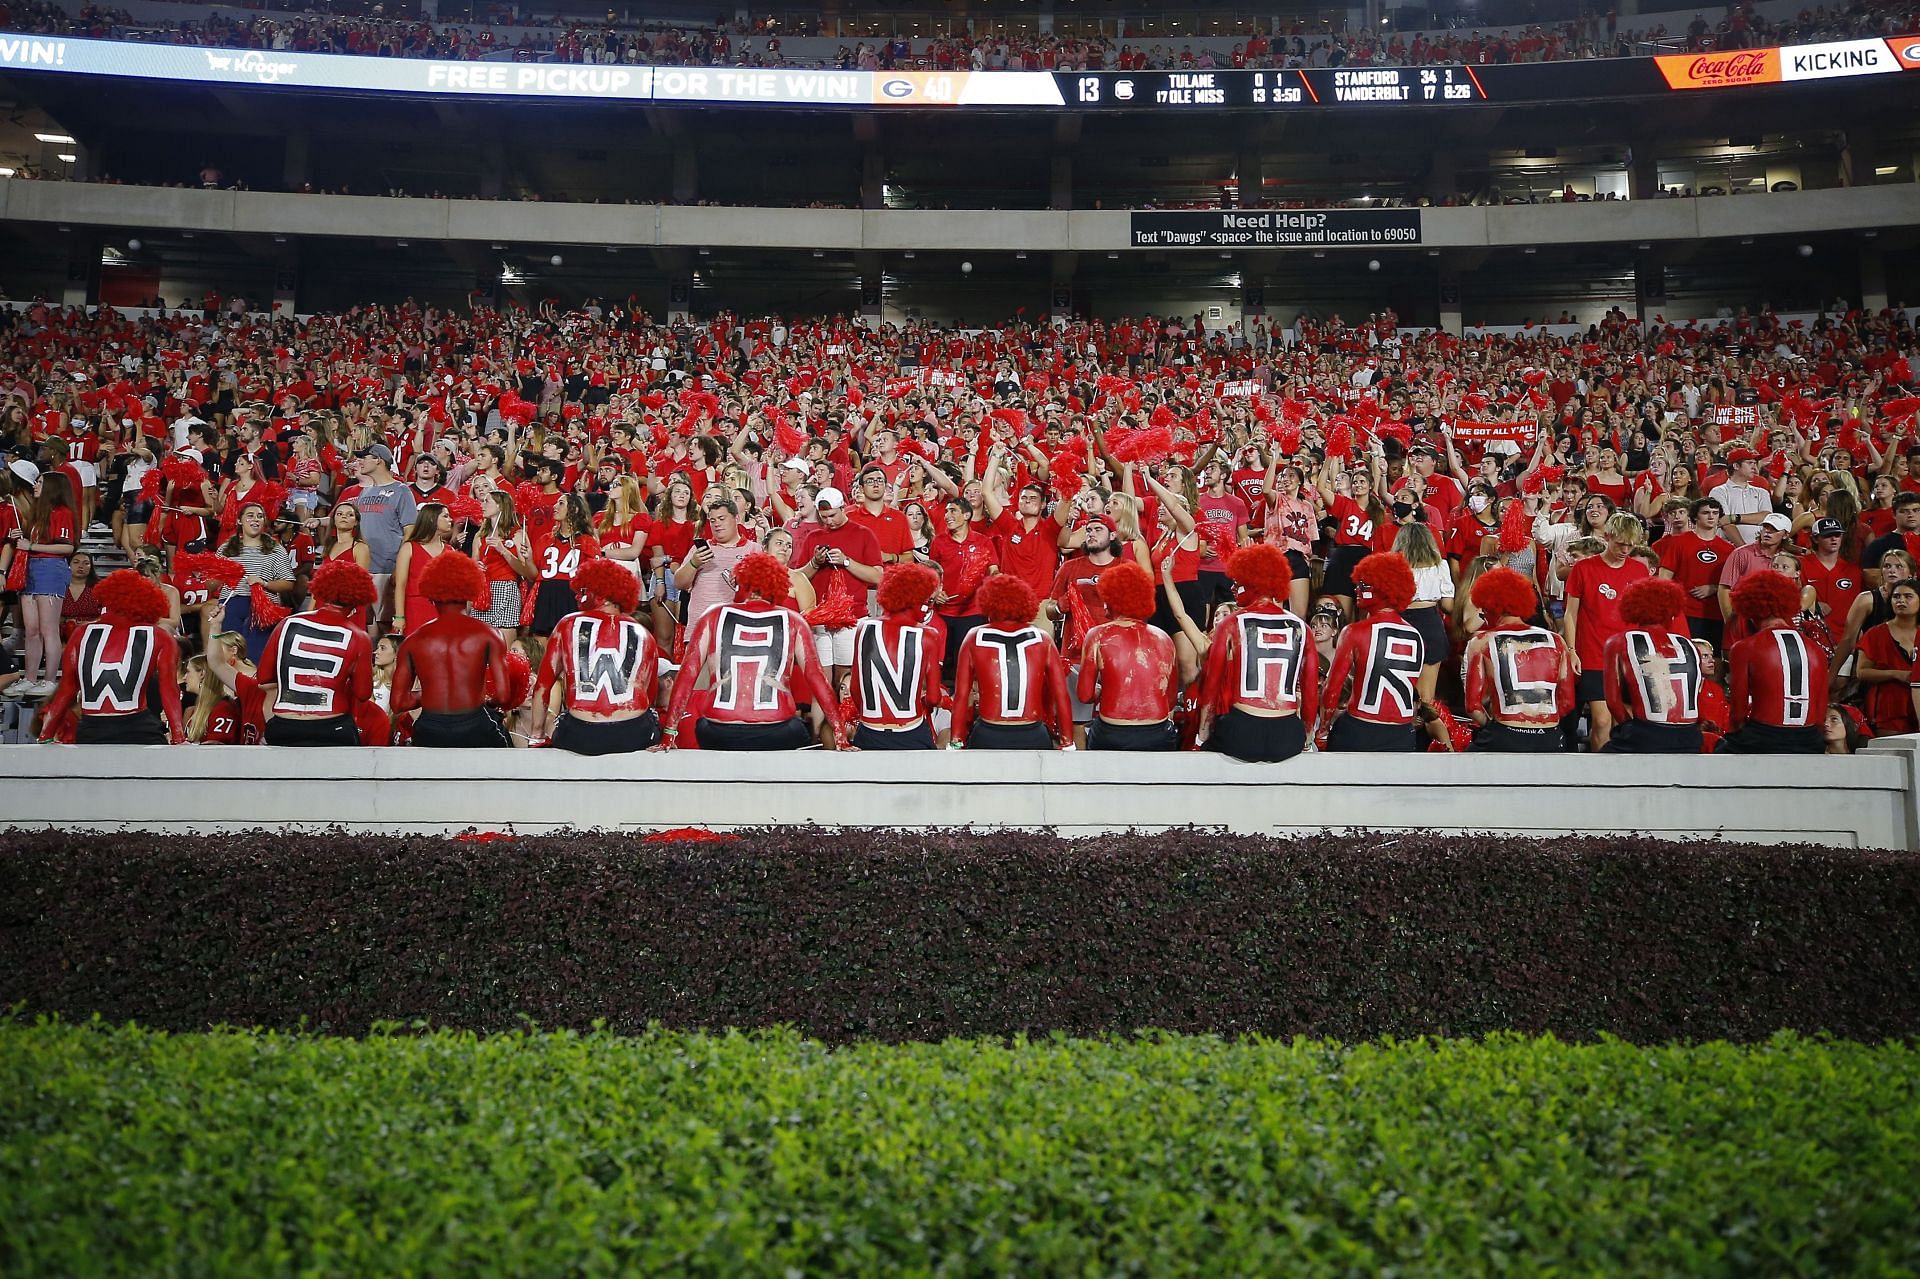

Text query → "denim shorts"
[23,556,71,598]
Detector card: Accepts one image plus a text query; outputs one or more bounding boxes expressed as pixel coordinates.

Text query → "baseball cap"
[1760,513,1792,532]
[781,456,810,473]
[816,487,846,509]
[1813,517,1845,538]
[1409,443,1440,459]
[7,458,39,485]
[1085,515,1116,534]
[357,443,395,466]
[1725,446,1758,464]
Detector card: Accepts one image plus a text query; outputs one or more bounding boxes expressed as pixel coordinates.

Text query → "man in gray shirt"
[351,443,417,633]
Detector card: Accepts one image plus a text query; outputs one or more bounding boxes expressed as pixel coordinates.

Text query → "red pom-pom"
[774,420,808,457]
[571,557,640,614]
[1048,451,1087,500]
[1226,544,1291,601]
[1619,577,1690,628]
[1112,425,1174,464]
[445,496,485,525]
[175,552,246,587]
[1731,569,1800,623]
[805,578,863,631]
[1273,417,1303,455]
[1537,465,1566,486]
[877,562,938,614]
[250,582,290,629]
[417,551,487,605]
[990,407,1029,434]
[1324,418,1354,460]
[1497,498,1534,553]
[1470,566,1537,621]
[1096,561,1157,621]
[161,454,207,490]
[1353,552,1416,614]
[1519,469,1547,496]
[732,551,791,603]
[1147,404,1177,429]
[310,559,379,611]
[139,469,163,503]
[1520,369,1548,387]
[488,650,532,711]
[1199,522,1238,564]
[93,569,170,625]
[639,391,668,411]
[977,573,1039,628]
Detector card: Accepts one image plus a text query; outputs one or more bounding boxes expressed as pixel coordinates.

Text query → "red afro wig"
[877,561,939,615]
[416,550,487,606]
[309,559,379,611]
[1732,569,1802,623]
[1352,552,1417,614]
[93,569,170,626]
[1096,561,1157,621]
[977,573,1040,628]
[1618,577,1690,628]
[1226,544,1292,602]
[1469,566,1537,622]
[571,558,640,614]
[732,551,792,603]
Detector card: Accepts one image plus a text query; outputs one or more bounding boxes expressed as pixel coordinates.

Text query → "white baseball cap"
[816,487,846,509]
[7,458,39,485]
[1760,513,1791,532]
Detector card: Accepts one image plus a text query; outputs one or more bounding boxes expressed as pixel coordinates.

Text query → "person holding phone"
[676,491,757,626]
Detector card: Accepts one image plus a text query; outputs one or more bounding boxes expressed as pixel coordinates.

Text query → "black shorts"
[530,578,576,638]
[1686,615,1724,652]
[852,721,936,751]
[1404,605,1450,668]
[1716,722,1824,755]
[1321,544,1369,599]
[265,714,360,747]
[412,708,510,748]
[1604,719,1703,754]
[941,614,984,686]
[1576,669,1607,705]
[1087,718,1179,752]
[1284,549,1312,582]
[1326,714,1419,753]
[122,495,155,523]
[1471,720,1565,753]
[74,712,165,745]
[552,710,660,755]
[696,716,814,751]
[1151,580,1209,638]
[1198,569,1233,611]
[965,720,1055,750]
[1206,708,1306,763]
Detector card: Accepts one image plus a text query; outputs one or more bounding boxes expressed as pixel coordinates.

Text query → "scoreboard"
[1056,67,1484,109]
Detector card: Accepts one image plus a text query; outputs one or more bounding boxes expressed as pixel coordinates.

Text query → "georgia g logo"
[881,79,913,99]
[1696,548,1720,565]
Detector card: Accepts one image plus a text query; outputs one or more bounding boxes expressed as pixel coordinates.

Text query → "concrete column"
[1438,273,1462,336]
[62,233,99,308]
[857,251,883,327]
[1635,258,1668,328]
[667,272,693,324]
[1861,243,1889,312]
[862,152,886,210]
[1425,150,1458,205]
[283,131,310,191]
[272,253,300,318]
[1235,144,1264,207]
[1625,143,1659,201]
[671,146,698,205]
[1050,251,1075,324]
[1049,155,1073,211]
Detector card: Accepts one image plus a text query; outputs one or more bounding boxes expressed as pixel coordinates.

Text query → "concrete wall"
[7,179,1916,254]
[0,744,1910,848]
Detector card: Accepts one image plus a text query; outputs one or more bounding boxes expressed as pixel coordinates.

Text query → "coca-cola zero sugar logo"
[1657,46,1781,89]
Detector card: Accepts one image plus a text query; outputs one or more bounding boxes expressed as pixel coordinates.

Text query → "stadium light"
[34,132,76,144]
[56,153,77,163]
[0,168,14,177]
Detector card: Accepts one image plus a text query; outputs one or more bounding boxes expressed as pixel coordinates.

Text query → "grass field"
[2,1021,1915,1276]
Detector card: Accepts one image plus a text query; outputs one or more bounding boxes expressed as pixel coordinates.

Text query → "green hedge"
[2,830,1918,1042]
[1,1022,1915,1276]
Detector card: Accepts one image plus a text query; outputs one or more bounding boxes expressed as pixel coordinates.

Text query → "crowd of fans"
[0,293,1907,755]
[2,1,1916,71]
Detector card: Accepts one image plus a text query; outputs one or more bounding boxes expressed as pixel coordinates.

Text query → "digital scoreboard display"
[1051,67,1484,107]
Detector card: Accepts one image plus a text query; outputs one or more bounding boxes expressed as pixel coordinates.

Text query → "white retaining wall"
[0,743,1911,848]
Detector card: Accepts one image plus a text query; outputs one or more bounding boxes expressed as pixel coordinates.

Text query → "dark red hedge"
[1,829,1917,1042]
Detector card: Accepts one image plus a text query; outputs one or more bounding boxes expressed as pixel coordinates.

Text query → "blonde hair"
[184,656,218,743]
[1603,512,1647,549]
[1107,491,1144,542]
[1393,520,1444,569]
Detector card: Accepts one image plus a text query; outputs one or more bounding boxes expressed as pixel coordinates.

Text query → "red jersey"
[1799,555,1863,623]
[1199,605,1318,723]
[1654,531,1731,621]
[537,610,660,716]
[1462,621,1575,729]
[991,512,1061,597]
[664,601,842,733]
[43,619,185,740]
[1328,495,1388,551]
[260,608,373,717]
[1075,620,1180,721]
[1322,611,1424,727]
[1048,553,1114,664]
[850,613,943,729]
[930,532,999,617]
[952,623,1071,743]
[1728,621,1829,730]
[535,533,601,583]
[1564,554,1653,669]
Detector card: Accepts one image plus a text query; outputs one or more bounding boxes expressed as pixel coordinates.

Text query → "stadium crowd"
[2,1,1917,71]
[0,294,1908,755]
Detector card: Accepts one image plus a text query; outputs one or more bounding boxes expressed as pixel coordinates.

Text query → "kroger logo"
[880,78,913,98]
[203,49,300,83]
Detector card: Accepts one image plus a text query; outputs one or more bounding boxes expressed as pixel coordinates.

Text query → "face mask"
[1468,494,1491,514]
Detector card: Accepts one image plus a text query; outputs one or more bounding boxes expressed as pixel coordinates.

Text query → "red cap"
[1725,447,1758,464]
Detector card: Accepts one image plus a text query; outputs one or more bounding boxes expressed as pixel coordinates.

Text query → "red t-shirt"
[1654,531,1731,621]
[1564,554,1653,668]
[990,512,1062,597]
